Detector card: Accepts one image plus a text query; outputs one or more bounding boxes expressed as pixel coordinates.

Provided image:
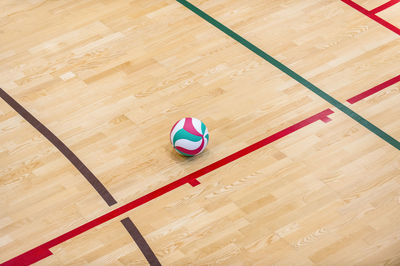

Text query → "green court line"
[177,0,400,151]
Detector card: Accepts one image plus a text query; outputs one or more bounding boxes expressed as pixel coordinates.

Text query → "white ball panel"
[192,117,203,135]
[174,138,203,150]
[170,118,185,144]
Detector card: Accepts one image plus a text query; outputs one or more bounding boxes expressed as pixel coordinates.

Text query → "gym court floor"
[1,0,400,265]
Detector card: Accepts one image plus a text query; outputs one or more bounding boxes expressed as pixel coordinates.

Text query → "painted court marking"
[1,72,399,264]
[341,0,400,35]
[0,87,160,265]
[370,0,400,14]
[177,0,400,151]
[121,218,161,266]
[0,88,117,206]
[1,108,334,265]
[347,74,400,104]
[1,0,399,263]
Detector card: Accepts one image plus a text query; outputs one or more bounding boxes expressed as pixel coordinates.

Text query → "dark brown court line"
[1,87,161,263]
[0,87,117,206]
[121,217,162,266]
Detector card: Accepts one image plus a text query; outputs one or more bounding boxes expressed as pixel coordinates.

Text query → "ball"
[170,117,209,156]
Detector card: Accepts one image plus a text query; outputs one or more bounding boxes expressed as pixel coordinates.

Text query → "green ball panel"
[201,122,206,134]
[173,128,202,145]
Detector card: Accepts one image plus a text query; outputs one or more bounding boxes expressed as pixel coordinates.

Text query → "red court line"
[341,0,400,35]
[3,72,399,265]
[370,0,400,14]
[347,74,400,104]
[1,108,334,265]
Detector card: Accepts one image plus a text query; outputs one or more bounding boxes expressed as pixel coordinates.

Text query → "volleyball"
[170,117,209,156]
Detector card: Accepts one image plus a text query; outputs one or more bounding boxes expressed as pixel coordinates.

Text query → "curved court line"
[341,0,400,35]
[177,0,400,151]
[1,5,399,262]
[0,88,117,206]
[0,88,160,265]
[0,108,334,265]
[2,71,398,264]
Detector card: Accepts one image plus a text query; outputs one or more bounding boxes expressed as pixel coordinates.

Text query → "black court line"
[121,217,162,266]
[0,87,117,206]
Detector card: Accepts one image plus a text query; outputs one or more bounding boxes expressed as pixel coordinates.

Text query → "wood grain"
[1,0,399,264]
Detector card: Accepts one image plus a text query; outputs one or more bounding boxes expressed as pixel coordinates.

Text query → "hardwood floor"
[1,0,399,264]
